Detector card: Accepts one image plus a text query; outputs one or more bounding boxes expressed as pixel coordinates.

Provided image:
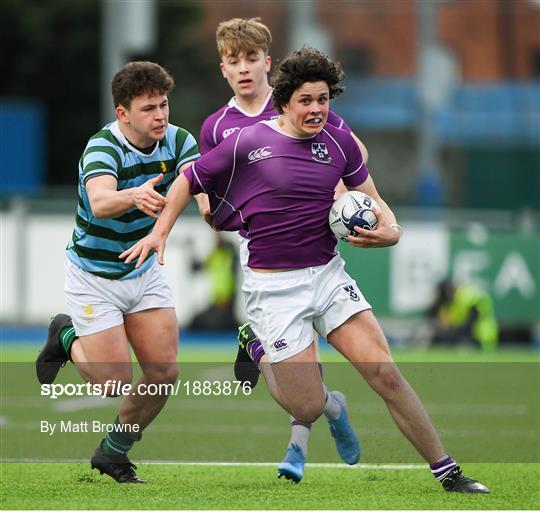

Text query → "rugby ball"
[329,191,380,241]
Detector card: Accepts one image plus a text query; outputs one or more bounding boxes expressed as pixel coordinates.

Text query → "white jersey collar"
[227,89,273,118]
[109,121,160,158]
[262,119,317,140]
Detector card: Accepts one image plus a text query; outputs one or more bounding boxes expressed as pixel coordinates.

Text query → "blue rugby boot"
[327,391,360,465]
[277,443,305,484]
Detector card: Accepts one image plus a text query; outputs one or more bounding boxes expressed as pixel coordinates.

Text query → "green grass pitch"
[1,341,538,509]
[1,462,539,510]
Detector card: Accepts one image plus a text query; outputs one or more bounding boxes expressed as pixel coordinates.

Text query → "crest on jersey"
[312,143,332,163]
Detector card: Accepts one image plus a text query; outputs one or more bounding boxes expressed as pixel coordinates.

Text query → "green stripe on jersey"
[117,159,177,181]
[71,238,123,262]
[75,215,153,243]
[83,145,123,170]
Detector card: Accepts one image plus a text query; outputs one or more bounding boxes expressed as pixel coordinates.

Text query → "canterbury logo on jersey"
[223,127,240,139]
[248,146,272,163]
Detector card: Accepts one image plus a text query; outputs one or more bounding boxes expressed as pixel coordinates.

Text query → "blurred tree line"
[3,0,231,188]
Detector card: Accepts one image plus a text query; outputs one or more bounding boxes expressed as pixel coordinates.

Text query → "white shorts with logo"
[65,256,175,336]
[242,254,371,363]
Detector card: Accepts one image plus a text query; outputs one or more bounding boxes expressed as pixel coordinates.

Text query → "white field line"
[0,458,425,469]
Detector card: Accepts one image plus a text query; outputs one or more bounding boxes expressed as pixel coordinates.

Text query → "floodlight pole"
[100,0,157,125]
[287,0,333,55]
[416,0,443,207]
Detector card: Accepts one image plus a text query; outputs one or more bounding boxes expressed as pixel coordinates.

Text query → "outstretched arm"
[194,193,213,226]
[119,169,192,268]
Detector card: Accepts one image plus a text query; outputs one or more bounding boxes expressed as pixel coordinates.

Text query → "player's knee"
[88,366,133,396]
[291,398,325,424]
[83,363,133,390]
[144,362,179,385]
[374,363,404,395]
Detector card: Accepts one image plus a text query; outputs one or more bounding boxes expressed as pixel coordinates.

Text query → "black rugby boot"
[91,441,146,483]
[442,466,489,493]
[234,322,261,389]
[35,314,72,384]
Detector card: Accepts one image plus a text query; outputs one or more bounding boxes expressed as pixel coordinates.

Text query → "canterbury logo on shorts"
[273,339,288,351]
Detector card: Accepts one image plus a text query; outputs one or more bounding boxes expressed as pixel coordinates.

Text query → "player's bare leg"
[58,325,144,482]
[237,328,359,482]
[70,308,177,484]
[269,343,326,422]
[266,342,360,481]
[327,310,443,461]
[258,332,321,405]
[120,307,179,430]
[327,309,489,493]
[70,326,132,388]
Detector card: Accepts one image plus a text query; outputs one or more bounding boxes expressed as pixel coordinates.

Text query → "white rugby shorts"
[237,234,250,277]
[242,254,371,362]
[65,256,175,336]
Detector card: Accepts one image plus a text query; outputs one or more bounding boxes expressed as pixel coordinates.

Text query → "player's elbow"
[89,200,112,219]
[360,146,368,163]
[91,207,108,219]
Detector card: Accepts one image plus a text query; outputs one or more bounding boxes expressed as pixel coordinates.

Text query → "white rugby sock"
[323,387,341,420]
[289,416,311,455]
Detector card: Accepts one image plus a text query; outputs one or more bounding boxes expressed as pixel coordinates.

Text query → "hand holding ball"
[329,191,380,242]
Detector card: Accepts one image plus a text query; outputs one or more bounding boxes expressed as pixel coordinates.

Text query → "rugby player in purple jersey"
[121,47,489,494]
[193,18,369,482]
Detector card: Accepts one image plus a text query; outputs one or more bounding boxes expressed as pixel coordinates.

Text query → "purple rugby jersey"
[184,119,368,270]
[199,91,351,155]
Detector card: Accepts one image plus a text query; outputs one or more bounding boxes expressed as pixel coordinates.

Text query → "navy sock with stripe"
[430,454,457,481]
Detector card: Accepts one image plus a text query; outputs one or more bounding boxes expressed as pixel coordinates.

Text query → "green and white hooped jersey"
[66,121,199,280]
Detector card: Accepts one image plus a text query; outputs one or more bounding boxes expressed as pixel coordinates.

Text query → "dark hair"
[112,61,175,109]
[270,47,345,113]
